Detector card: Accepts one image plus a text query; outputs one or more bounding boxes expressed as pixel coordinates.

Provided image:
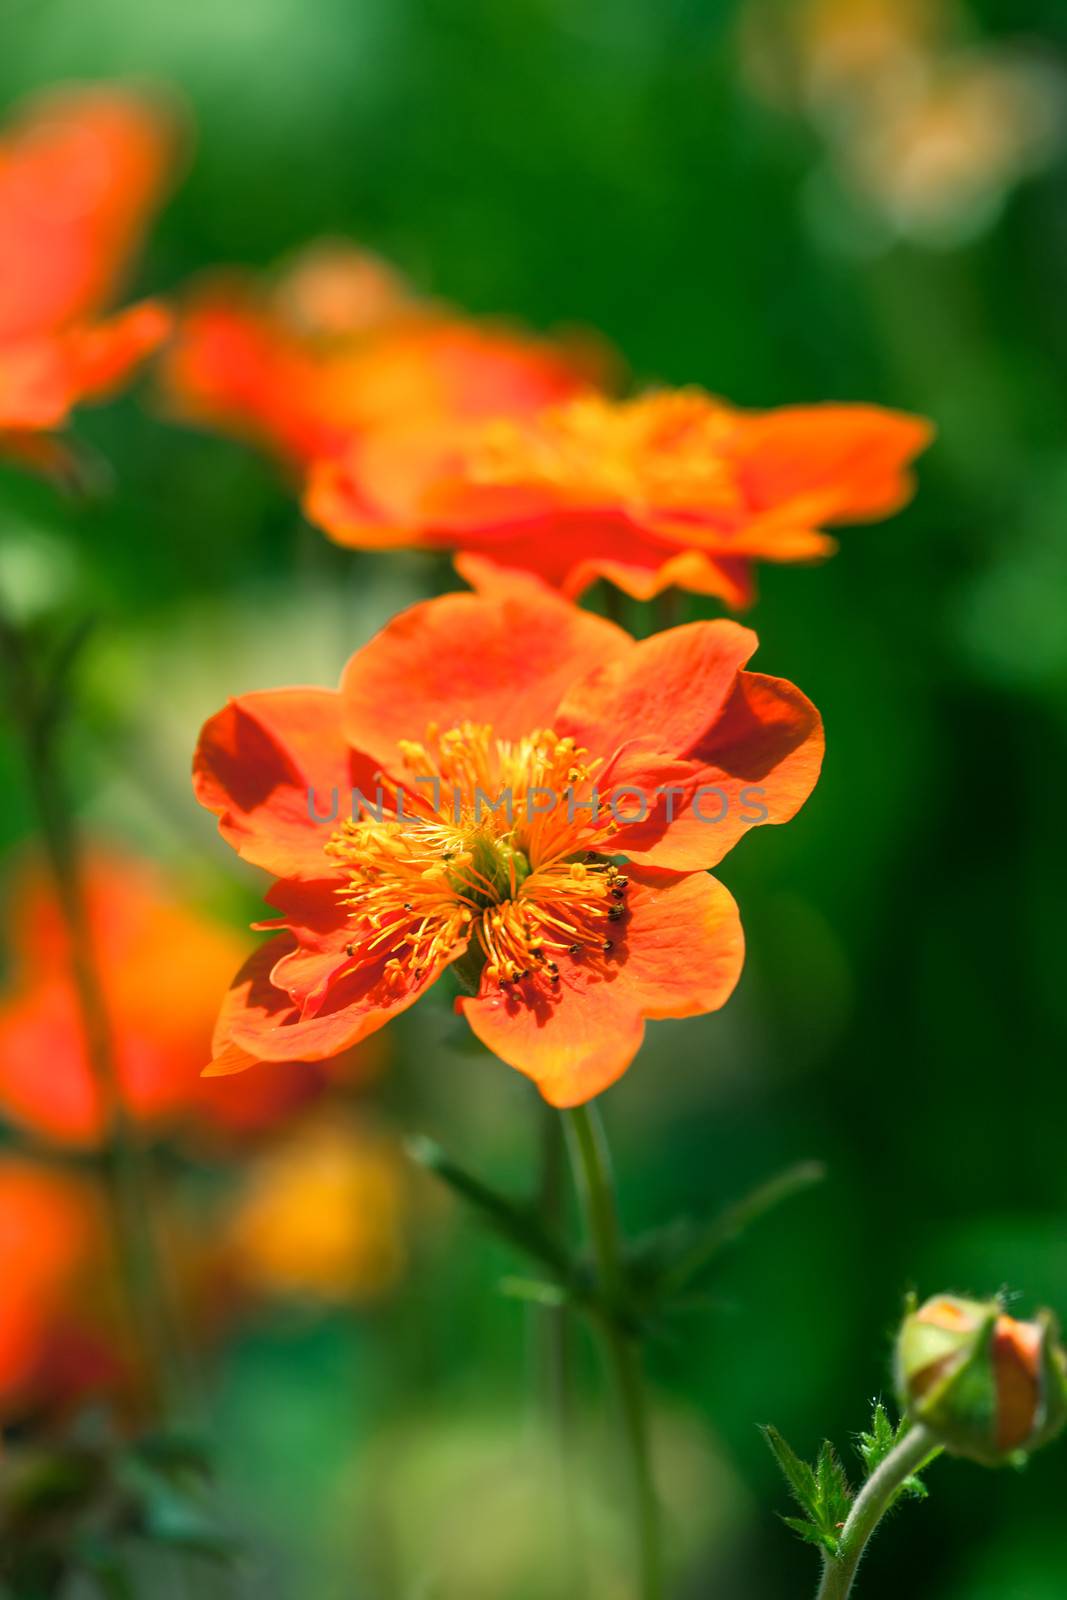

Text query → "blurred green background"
[2,0,1067,1594]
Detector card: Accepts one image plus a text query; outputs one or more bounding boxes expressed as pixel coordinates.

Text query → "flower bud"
[895,1294,1067,1466]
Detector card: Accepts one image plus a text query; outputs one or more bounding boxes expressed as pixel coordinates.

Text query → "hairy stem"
[563,1103,663,1600]
[816,1426,939,1600]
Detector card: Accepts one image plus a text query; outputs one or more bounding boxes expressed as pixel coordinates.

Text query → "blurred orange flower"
[0,85,176,455]
[0,849,371,1149]
[306,389,931,605]
[194,568,822,1105]
[223,1114,409,1305]
[0,1158,121,1418]
[162,240,602,469]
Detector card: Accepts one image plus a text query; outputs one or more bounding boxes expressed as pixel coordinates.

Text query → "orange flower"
[0,1158,120,1417]
[307,389,932,606]
[194,568,822,1105]
[162,240,602,469]
[0,85,176,452]
[0,849,366,1148]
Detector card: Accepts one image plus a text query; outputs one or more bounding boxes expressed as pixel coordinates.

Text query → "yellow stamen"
[326,722,629,993]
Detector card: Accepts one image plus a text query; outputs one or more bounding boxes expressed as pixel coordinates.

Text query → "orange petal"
[460,960,646,1107]
[613,671,824,871]
[558,619,759,763]
[459,869,743,1106]
[162,282,341,466]
[610,868,744,1018]
[194,687,372,879]
[0,301,170,432]
[263,878,355,1011]
[0,979,107,1145]
[735,403,933,524]
[340,583,629,770]
[0,335,78,429]
[993,1316,1042,1452]
[563,547,757,607]
[65,299,172,404]
[219,940,443,1064]
[0,85,177,340]
[448,510,753,603]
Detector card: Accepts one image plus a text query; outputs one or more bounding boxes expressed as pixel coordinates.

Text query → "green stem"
[535,1108,573,1431]
[535,1106,584,1597]
[816,1426,939,1600]
[653,588,681,633]
[563,1103,663,1600]
[0,614,186,1417]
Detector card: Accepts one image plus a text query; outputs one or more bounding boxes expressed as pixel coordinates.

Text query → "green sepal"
[1031,1310,1067,1452]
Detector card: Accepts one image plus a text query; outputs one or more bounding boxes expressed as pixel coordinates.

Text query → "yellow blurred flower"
[739,0,1065,248]
[739,0,940,116]
[843,52,1063,244]
[225,1115,409,1305]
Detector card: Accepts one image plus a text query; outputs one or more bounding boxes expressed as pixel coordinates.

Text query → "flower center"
[325,722,629,993]
[463,392,743,514]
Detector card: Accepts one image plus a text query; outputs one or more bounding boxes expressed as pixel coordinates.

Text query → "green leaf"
[498,1276,570,1307]
[762,1425,820,1518]
[781,1516,840,1556]
[856,1403,931,1503]
[118,1455,236,1562]
[407,1135,575,1284]
[132,1430,213,1479]
[654,1160,826,1298]
[75,1538,136,1600]
[815,1441,852,1531]
[856,1401,898,1475]
[763,1426,852,1557]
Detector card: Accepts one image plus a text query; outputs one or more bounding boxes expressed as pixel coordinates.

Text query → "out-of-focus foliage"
[1,0,1066,1593]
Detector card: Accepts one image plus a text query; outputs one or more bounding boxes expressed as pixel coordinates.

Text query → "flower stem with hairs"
[815,1425,938,1600]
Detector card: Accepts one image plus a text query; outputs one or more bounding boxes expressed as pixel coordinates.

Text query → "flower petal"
[458,870,743,1106]
[262,877,352,1009]
[736,404,934,524]
[0,86,176,341]
[340,583,629,770]
[210,934,443,1066]
[562,547,756,607]
[459,961,646,1108]
[452,515,757,606]
[557,619,759,763]
[605,868,744,1018]
[0,301,170,432]
[613,671,824,870]
[194,687,371,878]
[65,300,172,407]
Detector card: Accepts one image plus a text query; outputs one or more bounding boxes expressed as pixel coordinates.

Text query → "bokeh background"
[2,0,1067,1594]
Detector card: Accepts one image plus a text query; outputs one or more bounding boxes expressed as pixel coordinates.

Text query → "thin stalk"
[816,1426,940,1600]
[563,1103,663,1600]
[602,583,628,629]
[653,588,682,633]
[535,1105,584,1596]
[0,614,186,1416]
